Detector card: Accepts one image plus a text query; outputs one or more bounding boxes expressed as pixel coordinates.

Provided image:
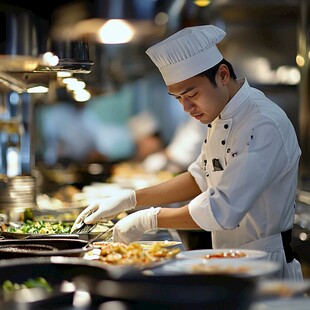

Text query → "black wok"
[96,273,256,310]
[0,238,93,258]
[0,256,112,309]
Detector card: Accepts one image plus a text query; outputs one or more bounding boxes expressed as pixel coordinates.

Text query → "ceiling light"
[27,86,49,93]
[50,0,169,44]
[194,0,212,7]
[98,20,134,44]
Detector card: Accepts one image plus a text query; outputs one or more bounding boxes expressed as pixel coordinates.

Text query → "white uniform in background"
[188,78,303,280]
[142,117,208,173]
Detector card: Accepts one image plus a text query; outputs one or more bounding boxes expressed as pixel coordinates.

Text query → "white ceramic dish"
[250,297,310,310]
[159,258,280,278]
[256,279,310,298]
[176,248,268,260]
[134,240,182,248]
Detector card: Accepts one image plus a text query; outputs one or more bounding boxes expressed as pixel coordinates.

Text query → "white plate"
[256,279,310,298]
[134,241,182,248]
[160,258,280,278]
[251,297,310,310]
[176,248,268,260]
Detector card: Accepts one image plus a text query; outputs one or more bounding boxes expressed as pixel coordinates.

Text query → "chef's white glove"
[113,207,161,244]
[72,189,136,230]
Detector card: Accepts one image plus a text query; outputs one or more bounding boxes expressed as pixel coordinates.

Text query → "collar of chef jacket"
[216,77,249,121]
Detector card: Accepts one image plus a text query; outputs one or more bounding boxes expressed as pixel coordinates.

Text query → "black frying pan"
[0,238,93,258]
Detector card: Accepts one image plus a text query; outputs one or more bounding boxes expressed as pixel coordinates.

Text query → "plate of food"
[158,258,280,278]
[176,248,268,260]
[0,220,113,240]
[0,221,73,239]
[256,279,310,298]
[84,241,181,266]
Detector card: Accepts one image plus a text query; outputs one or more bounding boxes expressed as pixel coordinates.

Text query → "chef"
[72,24,303,280]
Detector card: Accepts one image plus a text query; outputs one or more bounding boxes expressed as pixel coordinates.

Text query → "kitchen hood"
[35,40,94,74]
[0,4,94,92]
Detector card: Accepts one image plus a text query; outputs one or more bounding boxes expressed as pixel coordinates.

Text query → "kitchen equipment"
[0,238,93,258]
[0,231,79,240]
[70,211,97,234]
[70,222,97,234]
[153,258,281,279]
[83,227,114,249]
[0,220,114,241]
[0,175,37,217]
[0,256,111,308]
[176,248,268,260]
[0,243,57,254]
[96,273,256,310]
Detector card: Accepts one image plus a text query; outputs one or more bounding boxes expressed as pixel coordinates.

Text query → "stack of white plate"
[0,175,37,210]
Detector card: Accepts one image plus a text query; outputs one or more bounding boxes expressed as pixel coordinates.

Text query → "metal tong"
[70,209,97,234]
[83,227,114,249]
[70,221,97,234]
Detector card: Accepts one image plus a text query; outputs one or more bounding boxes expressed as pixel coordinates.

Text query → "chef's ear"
[218,64,229,82]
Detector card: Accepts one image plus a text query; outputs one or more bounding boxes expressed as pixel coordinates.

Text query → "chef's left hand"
[113,207,161,244]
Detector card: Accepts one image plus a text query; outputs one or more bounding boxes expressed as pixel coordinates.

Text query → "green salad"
[1,220,72,234]
[2,277,53,301]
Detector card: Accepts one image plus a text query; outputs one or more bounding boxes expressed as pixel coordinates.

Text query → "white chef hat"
[145,25,226,85]
[128,111,158,141]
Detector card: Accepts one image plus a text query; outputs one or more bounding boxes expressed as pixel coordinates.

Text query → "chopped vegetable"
[2,277,53,301]
[1,220,72,234]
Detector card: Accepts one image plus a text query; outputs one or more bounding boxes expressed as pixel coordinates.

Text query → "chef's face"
[168,65,230,124]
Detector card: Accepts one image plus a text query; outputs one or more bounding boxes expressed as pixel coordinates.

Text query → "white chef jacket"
[188,78,303,280]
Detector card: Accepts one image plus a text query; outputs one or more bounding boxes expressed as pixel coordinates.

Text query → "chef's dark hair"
[198,59,237,86]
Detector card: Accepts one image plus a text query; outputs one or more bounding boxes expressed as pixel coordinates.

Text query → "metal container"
[0,175,37,220]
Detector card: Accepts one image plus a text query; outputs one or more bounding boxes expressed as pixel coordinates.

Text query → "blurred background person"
[37,72,207,174]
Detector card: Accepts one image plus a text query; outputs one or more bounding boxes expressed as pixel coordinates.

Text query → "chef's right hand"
[72,189,137,228]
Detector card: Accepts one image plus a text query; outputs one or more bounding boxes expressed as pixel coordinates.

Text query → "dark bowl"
[0,256,111,309]
[96,273,256,310]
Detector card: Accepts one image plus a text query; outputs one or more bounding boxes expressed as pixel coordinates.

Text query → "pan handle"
[24,234,80,239]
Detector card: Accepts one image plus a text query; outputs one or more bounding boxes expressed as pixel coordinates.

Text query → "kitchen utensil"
[96,273,255,310]
[83,227,114,249]
[70,209,97,234]
[0,244,57,254]
[0,238,93,258]
[70,222,97,234]
[0,256,111,308]
[0,231,80,240]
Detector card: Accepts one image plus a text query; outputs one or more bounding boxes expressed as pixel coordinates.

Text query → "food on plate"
[257,280,310,298]
[2,277,53,301]
[204,251,247,259]
[89,241,180,266]
[52,185,80,202]
[191,263,250,275]
[36,186,88,210]
[1,220,114,236]
[110,162,174,188]
[176,248,268,260]
[1,220,72,235]
[34,212,80,223]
